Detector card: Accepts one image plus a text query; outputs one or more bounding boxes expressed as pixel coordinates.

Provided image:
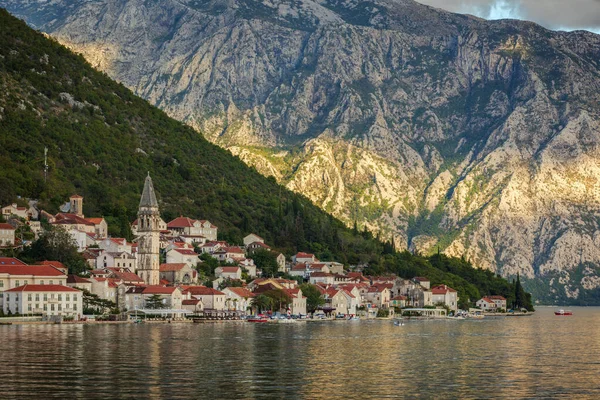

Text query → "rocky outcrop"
[6,0,600,302]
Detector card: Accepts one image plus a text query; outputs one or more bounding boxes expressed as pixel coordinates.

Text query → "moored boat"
[555,309,573,316]
[247,315,269,323]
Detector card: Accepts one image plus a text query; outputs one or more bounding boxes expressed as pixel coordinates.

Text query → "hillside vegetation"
[0,9,532,309]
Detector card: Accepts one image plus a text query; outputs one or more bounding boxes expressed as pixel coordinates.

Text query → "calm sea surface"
[1,307,599,399]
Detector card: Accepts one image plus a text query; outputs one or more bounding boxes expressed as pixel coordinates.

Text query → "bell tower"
[70,195,84,217]
[137,173,161,285]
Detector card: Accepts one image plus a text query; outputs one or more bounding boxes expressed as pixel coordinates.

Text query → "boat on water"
[555,309,573,316]
[394,321,404,326]
[247,315,269,323]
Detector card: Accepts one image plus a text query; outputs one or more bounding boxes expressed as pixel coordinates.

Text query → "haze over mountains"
[4,0,600,302]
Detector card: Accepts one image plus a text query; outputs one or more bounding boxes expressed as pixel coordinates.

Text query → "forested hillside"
[0,9,532,309]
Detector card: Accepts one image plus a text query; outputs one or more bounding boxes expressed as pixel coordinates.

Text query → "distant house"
[1,204,28,220]
[476,297,496,311]
[243,234,264,247]
[122,286,183,311]
[309,272,335,286]
[284,288,307,316]
[182,298,203,313]
[390,295,407,308]
[166,248,200,268]
[222,287,255,313]
[200,241,228,254]
[276,253,286,273]
[3,284,82,318]
[159,263,198,285]
[293,252,317,264]
[431,285,459,312]
[246,241,271,254]
[0,223,16,247]
[489,295,507,310]
[238,258,257,278]
[413,277,431,290]
[96,251,137,271]
[182,286,226,311]
[98,238,132,254]
[167,217,217,241]
[66,275,93,292]
[212,247,245,263]
[215,266,242,280]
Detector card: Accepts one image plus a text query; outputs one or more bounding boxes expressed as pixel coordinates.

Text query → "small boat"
[394,321,404,326]
[247,315,269,323]
[555,309,573,316]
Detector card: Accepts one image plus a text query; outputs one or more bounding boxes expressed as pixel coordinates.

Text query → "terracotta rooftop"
[5,284,80,293]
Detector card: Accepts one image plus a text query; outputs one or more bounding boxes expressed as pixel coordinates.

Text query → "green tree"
[81,288,117,314]
[145,294,165,309]
[263,289,292,312]
[299,283,325,313]
[250,294,273,313]
[19,226,88,274]
[252,249,279,277]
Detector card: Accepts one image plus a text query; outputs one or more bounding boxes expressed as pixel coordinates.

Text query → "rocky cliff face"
[5,0,600,303]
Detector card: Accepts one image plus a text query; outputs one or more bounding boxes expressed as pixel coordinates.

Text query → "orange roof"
[225,287,255,298]
[182,299,201,305]
[67,275,92,284]
[0,264,66,276]
[167,216,197,228]
[295,252,314,258]
[391,295,407,301]
[0,223,15,230]
[184,286,225,296]
[0,257,26,265]
[41,260,67,270]
[160,263,187,272]
[70,194,83,199]
[173,249,198,256]
[86,218,105,224]
[431,285,457,294]
[5,284,80,293]
[219,266,241,273]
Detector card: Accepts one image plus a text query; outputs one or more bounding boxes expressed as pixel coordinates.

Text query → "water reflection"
[1,308,599,398]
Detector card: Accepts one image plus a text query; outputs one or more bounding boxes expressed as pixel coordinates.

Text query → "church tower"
[137,173,161,285]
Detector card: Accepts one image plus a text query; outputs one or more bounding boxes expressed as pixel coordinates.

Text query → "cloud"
[416,0,600,34]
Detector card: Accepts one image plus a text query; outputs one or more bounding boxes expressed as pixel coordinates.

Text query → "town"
[0,175,507,323]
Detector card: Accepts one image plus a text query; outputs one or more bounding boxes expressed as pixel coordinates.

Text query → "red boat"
[247,314,269,323]
[555,309,573,316]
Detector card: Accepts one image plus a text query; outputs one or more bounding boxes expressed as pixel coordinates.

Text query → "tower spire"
[139,173,158,208]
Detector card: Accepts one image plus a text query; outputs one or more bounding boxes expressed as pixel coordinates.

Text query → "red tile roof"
[224,246,244,254]
[489,295,506,301]
[173,249,198,256]
[5,284,80,293]
[0,264,66,276]
[295,252,314,259]
[160,263,187,272]
[67,275,92,284]
[225,287,255,298]
[0,257,26,265]
[218,266,241,273]
[107,269,144,282]
[182,299,201,305]
[0,223,15,230]
[391,295,408,301]
[70,194,83,199]
[54,213,95,226]
[310,272,333,278]
[431,285,457,294]
[86,218,105,225]
[167,216,197,228]
[41,260,67,270]
[183,286,225,296]
[248,241,269,248]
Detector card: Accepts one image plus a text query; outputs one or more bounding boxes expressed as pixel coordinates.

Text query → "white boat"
[394,321,404,326]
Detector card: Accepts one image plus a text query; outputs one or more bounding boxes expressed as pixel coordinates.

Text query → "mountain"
[0,8,534,309]
[3,1,600,304]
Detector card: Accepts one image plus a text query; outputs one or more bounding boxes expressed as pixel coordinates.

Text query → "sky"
[415,0,600,34]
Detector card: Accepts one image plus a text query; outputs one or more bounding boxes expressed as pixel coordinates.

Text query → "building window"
[49,280,54,285]
[51,304,55,311]
[66,294,70,301]
[15,280,19,287]
[40,280,44,285]
[24,280,28,285]
[74,303,77,311]
[58,304,62,311]
[58,294,62,301]
[28,304,32,312]
[35,294,39,301]
[43,294,47,301]
[73,294,77,301]
[27,294,32,301]
[0,281,3,288]
[43,304,47,311]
